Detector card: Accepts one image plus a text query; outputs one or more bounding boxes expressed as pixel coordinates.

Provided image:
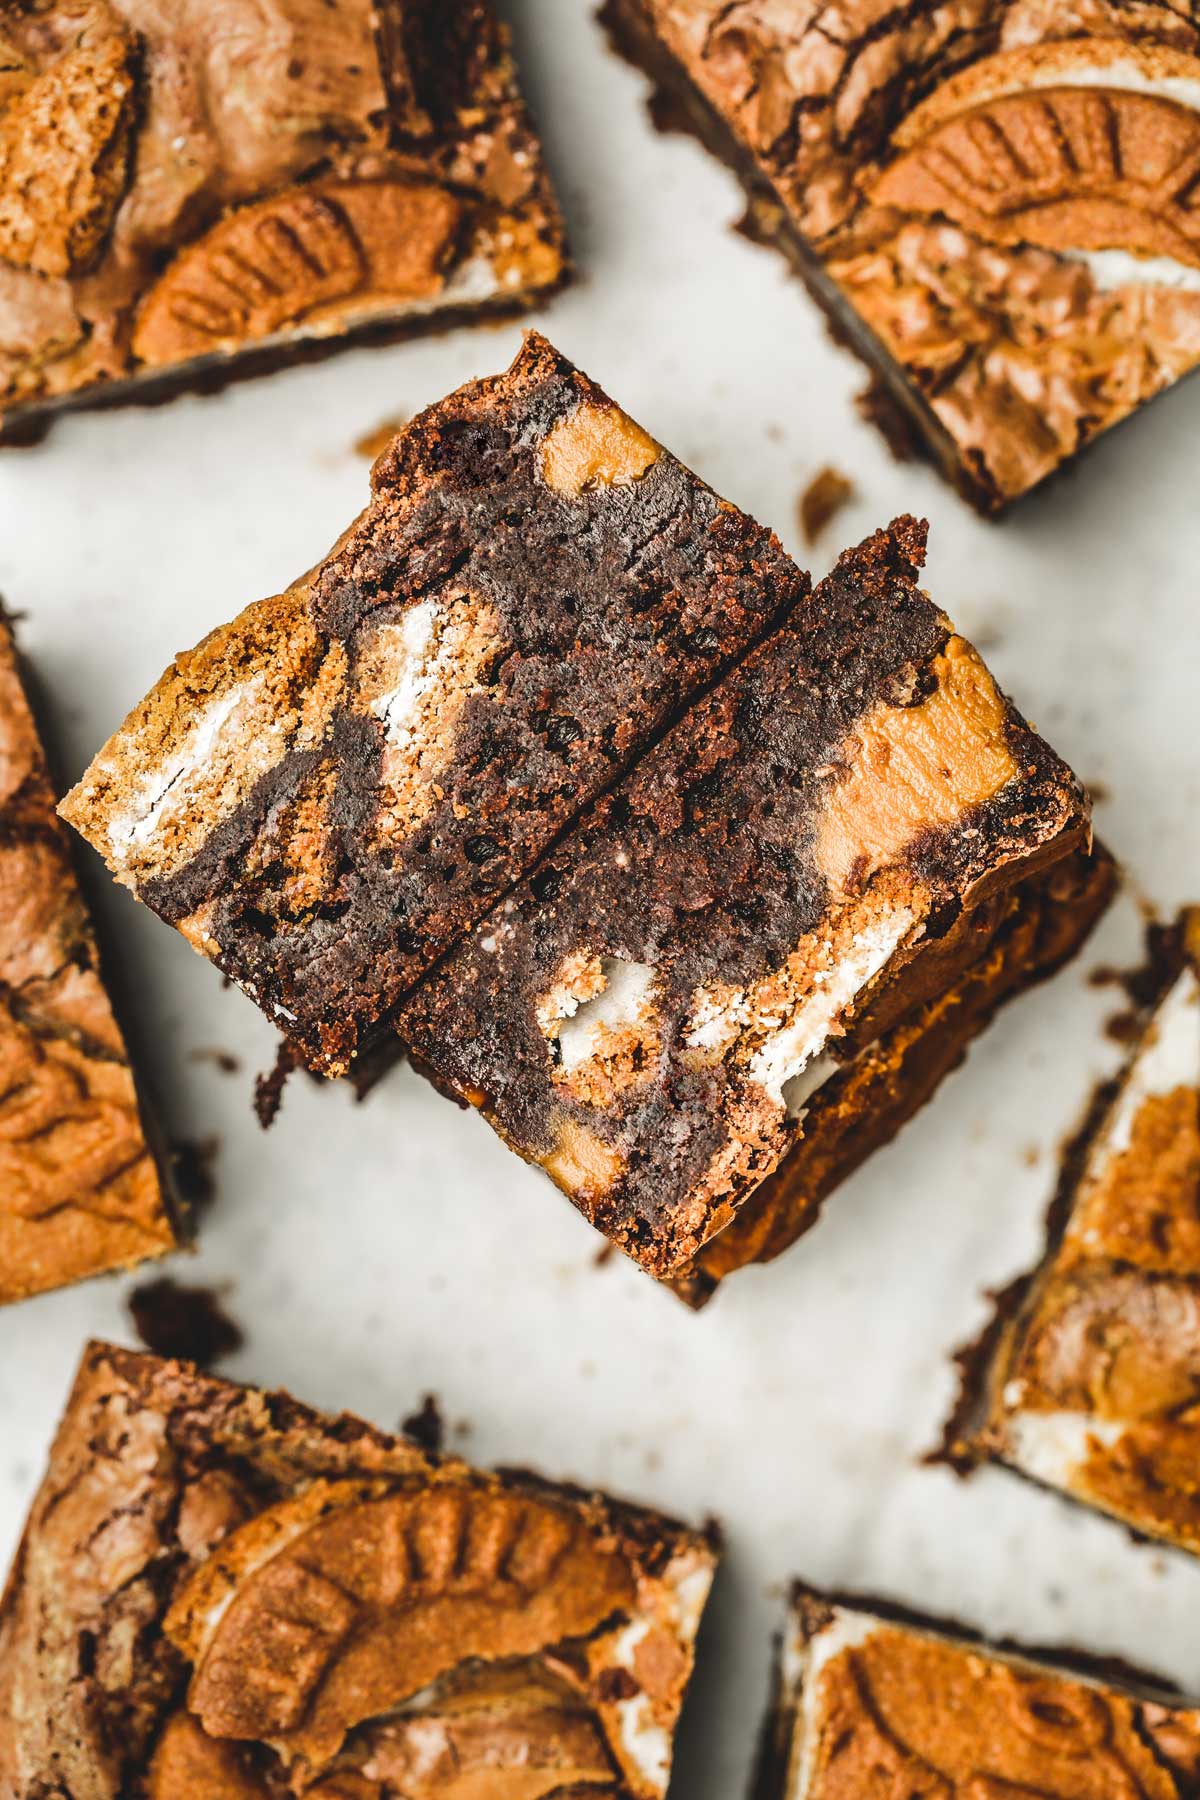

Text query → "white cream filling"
[608,1619,674,1793]
[788,1610,882,1800]
[1000,1405,1126,1490]
[1095,965,1200,1161]
[747,912,915,1110]
[555,958,658,1075]
[106,678,264,855]
[367,600,443,748]
[1065,248,1200,294]
[1027,59,1200,115]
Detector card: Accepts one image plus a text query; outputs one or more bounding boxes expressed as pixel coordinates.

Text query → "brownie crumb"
[254,1037,301,1130]
[593,1242,617,1269]
[799,466,855,546]
[189,1046,241,1074]
[169,1136,219,1218]
[400,1393,444,1455]
[127,1276,244,1367]
[353,415,409,460]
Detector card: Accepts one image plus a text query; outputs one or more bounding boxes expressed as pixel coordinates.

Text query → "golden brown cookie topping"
[0,3,135,277]
[0,614,174,1304]
[803,1618,1195,1798]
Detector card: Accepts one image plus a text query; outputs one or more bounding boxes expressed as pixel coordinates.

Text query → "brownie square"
[0,608,177,1302]
[948,909,1200,1556]
[400,518,1111,1295]
[0,0,566,436]
[0,1342,717,1797]
[758,1584,1200,1798]
[60,333,804,1076]
[603,1,1200,512]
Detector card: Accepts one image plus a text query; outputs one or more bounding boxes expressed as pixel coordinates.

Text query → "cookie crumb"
[401,1393,444,1455]
[799,466,855,546]
[353,415,408,460]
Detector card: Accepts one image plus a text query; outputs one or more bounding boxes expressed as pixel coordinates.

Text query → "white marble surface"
[2,3,1200,1792]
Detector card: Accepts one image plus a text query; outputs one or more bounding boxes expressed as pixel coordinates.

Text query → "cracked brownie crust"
[758,1584,1200,1799]
[949,909,1200,1557]
[0,609,175,1304]
[399,517,1102,1284]
[603,0,1200,510]
[0,1341,717,1799]
[61,334,803,1075]
[0,0,566,436]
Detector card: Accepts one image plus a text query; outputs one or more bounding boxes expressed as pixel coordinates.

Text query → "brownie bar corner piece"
[603,0,1200,511]
[954,908,1200,1557]
[0,0,567,437]
[400,516,1111,1294]
[0,608,178,1303]
[59,332,804,1076]
[0,1341,717,1798]
[758,1583,1200,1798]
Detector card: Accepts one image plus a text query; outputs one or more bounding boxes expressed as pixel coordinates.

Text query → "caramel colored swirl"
[810,1625,1196,1798]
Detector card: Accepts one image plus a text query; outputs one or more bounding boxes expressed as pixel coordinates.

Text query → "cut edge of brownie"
[0,606,183,1304]
[936,907,1200,1554]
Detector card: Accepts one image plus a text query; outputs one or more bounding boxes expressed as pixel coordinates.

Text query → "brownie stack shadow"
[60,333,1114,1300]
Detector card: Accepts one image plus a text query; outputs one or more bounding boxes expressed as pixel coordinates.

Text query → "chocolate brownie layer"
[949,910,1200,1557]
[603,0,1200,512]
[0,609,176,1303]
[61,334,804,1075]
[758,1584,1200,1799]
[0,1342,717,1799]
[0,0,566,437]
[673,842,1116,1306]
[400,518,1097,1282]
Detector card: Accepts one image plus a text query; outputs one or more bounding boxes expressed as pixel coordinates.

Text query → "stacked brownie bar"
[61,336,1112,1293]
[758,1585,1200,1799]
[0,0,566,436]
[0,1342,716,1799]
[61,332,802,1077]
[603,1,1200,510]
[0,608,177,1303]
[948,910,1200,1555]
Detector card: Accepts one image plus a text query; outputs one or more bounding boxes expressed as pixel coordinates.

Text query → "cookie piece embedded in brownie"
[0,1341,718,1799]
[758,1584,1200,1799]
[0,609,177,1304]
[950,910,1200,1555]
[400,517,1105,1287]
[602,0,1200,512]
[60,334,805,1076]
[0,0,567,437]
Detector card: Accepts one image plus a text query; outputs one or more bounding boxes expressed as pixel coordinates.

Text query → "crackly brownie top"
[400,518,1088,1278]
[61,334,802,1075]
[981,910,1200,1552]
[634,0,1200,503]
[0,1341,716,1799]
[0,611,171,1303]
[777,1587,1200,1799]
[0,0,565,414]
